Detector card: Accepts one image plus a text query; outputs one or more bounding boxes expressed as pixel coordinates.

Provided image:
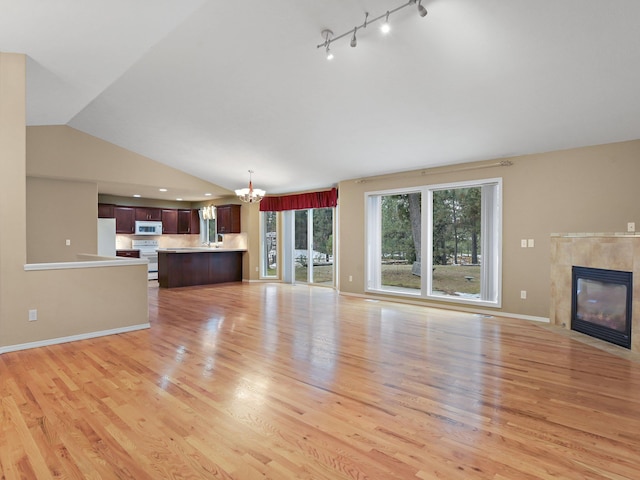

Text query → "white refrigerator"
[97,218,117,257]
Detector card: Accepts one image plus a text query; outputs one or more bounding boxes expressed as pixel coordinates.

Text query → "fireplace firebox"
[571,266,632,349]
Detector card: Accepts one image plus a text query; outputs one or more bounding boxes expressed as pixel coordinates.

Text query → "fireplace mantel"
[551,233,640,352]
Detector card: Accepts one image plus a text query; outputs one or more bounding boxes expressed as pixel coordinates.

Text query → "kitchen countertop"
[157,247,247,253]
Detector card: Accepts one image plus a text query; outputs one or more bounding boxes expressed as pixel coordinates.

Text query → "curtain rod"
[353,160,513,184]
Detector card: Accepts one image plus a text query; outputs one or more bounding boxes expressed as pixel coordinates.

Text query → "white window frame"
[260,211,278,279]
[365,178,502,308]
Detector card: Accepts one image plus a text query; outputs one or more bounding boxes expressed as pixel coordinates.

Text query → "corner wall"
[0,53,29,347]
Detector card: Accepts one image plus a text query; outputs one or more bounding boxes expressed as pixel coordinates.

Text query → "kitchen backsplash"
[115,233,247,250]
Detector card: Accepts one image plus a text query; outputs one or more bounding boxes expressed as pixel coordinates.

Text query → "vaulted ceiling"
[3,0,640,200]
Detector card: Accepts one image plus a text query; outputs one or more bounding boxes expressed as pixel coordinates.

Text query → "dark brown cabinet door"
[216,204,241,234]
[114,206,135,234]
[135,207,162,221]
[190,209,200,235]
[98,203,114,218]
[175,209,201,235]
[178,209,192,234]
[162,209,178,234]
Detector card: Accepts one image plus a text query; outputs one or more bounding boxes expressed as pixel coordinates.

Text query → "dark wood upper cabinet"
[177,209,200,234]
[98,203,114,218]
[216,204,241,234]
[135,207,162,221]
[98,204,199,235]
[114,206,135,234]
[190,209,200,235]
[162,209,178,234]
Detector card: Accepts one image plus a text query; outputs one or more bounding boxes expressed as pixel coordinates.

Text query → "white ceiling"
[3,0,640,199]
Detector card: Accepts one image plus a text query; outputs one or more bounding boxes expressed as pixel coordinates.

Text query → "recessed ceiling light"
[159,188,168,192]
[176,198,183,201]
[204,193,212,196]
[133,194,141,198]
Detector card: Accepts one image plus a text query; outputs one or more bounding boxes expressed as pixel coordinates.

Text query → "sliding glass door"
[291,208,334,286]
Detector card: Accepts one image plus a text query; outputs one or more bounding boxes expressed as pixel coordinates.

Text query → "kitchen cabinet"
[158,250,243,288]
[116,249,140,258]
[98,203,114,218]
[216,204,241,234]
[114,206,135,234]
[190,209,200,235]
[162,209,178,234]
[178,209,200,234]
[98,203,199,235]
[135,207,162,221]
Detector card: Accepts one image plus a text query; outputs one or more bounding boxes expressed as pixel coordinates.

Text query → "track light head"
[326,46,334,60]
[321,29,334,60]
[350,27,357,48]
[417,0,428,17]
[381,11,391,34]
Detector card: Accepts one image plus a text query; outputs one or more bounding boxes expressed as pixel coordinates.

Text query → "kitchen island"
[157,248,245,288]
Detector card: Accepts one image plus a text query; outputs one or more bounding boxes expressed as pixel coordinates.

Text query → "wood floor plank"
[2,282,640,478]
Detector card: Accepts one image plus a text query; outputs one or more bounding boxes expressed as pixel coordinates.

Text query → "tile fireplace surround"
[551,233,640,352]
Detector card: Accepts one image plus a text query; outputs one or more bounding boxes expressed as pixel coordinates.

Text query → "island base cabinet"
[158,251,243,288]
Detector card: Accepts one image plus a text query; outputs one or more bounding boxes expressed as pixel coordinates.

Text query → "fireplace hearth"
[571,266,632,349]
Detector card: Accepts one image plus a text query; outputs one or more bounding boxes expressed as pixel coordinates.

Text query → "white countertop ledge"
[25,256,147,271]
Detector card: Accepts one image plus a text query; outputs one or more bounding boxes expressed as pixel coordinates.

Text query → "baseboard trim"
[338,291,550,323]
[0,323,151,354]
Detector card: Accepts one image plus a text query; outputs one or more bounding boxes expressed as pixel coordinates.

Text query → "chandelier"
[235,170,266,203]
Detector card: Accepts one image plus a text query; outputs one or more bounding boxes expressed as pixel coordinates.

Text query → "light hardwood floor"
[2,282,640,479]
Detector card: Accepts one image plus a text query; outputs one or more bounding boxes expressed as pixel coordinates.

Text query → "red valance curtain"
[259,188,338,212]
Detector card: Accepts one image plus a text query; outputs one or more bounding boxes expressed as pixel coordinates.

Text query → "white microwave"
[135,220,163,235]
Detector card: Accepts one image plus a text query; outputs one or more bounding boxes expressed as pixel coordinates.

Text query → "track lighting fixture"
[316,0,427,57]
[380,12,391,34]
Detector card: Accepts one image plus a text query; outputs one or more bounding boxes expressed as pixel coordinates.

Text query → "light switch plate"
[527,239,535,248]
[521,239,527,248]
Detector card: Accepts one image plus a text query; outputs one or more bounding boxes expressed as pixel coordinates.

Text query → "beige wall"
[27,177,98,263]
[241,202,261,280]
[12,262,149,348]
[27,125,226,196]
[1,53,148,351]
[338,142,640,319]
[0,53,29,347]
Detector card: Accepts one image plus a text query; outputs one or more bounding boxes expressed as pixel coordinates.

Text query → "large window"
[366,179,502,307]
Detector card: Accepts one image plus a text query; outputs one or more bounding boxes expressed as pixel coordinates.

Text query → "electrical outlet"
[28,309,37,321]
[520,290,527,299]
[65,239,71,246]
[628,222,635,232]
